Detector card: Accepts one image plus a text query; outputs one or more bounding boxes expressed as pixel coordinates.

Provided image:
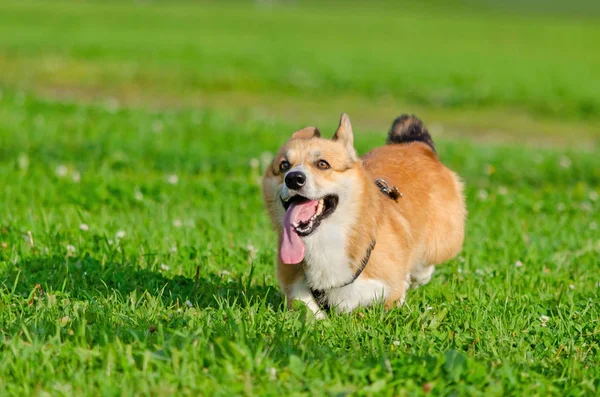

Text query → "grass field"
[0,1,599,396]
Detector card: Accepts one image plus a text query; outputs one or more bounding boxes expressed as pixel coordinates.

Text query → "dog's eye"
[316,159,330,170]
[279,160,291,173]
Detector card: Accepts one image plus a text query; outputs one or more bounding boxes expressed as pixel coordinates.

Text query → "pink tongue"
[280,199,319,264]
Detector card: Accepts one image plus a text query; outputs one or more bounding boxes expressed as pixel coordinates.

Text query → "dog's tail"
[386,114,435,152]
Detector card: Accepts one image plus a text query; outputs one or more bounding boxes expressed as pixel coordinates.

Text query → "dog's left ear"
[332,113,357,160]
[292,126,320,140]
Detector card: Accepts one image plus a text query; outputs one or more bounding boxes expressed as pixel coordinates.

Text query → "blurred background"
[0,0,599,146]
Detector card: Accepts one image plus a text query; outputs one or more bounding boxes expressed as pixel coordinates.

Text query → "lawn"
[0,1,599,396]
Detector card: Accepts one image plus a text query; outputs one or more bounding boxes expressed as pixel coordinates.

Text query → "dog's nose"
[285,171,306,190]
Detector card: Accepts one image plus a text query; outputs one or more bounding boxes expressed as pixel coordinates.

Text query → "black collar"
[310,240,376,312]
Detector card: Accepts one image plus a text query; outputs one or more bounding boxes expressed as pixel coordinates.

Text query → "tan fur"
[262,114,466,312]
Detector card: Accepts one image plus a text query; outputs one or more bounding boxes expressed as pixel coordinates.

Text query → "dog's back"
[362,115,466,273]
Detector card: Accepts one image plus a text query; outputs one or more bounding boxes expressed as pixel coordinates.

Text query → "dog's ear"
[332,113,357,160]
[292,126,320,140]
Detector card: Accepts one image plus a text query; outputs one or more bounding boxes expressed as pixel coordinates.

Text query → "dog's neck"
[302,163,383,291]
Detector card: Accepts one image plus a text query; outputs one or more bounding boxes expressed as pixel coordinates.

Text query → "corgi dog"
[262,113,466,318]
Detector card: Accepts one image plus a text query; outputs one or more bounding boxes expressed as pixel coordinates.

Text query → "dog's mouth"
[280,194,339,237]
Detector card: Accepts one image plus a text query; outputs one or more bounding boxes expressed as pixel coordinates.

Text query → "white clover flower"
[559,156,571,169]
[115,230,126,239]
[18,153,29,171]
[55,165,68,177]
[477,189,488,201]
[247,243,258,260]
[514,260,523,268]
[167,174,179,185]
[79,223,89,231]
[173,219,183,228]
[134,189,144,201]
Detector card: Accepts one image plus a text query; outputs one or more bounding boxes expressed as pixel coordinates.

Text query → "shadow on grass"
[2,253,283,310]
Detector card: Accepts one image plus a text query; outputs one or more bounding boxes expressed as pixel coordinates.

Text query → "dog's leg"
[410,264,435,288]
[384,272,410,309]
[288,278,326,320]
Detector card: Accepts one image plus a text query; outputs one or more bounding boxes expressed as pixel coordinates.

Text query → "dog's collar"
[310,239,376,312]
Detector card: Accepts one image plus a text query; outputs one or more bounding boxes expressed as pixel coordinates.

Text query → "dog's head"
[262,113,362,264]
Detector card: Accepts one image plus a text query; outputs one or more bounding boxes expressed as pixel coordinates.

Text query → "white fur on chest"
[302,220,354,290]
[324,276,389,313]
[300,206,390,313]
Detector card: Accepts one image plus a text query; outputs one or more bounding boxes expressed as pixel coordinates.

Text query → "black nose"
[285,171,306,190]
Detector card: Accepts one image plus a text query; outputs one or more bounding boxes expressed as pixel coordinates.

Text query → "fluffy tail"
[386,114,435,152]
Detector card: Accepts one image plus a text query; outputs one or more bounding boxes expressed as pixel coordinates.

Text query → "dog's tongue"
[280,199,319,264]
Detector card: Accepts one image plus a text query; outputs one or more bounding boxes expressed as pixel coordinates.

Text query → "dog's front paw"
[291,299,327,320]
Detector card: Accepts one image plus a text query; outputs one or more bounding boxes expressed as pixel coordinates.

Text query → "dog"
[262,113,466,318]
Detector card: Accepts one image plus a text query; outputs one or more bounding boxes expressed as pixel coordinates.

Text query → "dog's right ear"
[291,126,320,140]
[332,113,357,161]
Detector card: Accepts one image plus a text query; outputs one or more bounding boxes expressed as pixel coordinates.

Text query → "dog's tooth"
[316,200,324,215]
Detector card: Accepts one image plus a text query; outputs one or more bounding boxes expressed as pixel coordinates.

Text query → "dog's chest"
[302,221,355,290]
[300,206,389,312]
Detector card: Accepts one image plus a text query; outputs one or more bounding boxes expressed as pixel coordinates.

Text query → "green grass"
[0,0,599,141]
[0,1,599,395]
[1,90,599,395]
